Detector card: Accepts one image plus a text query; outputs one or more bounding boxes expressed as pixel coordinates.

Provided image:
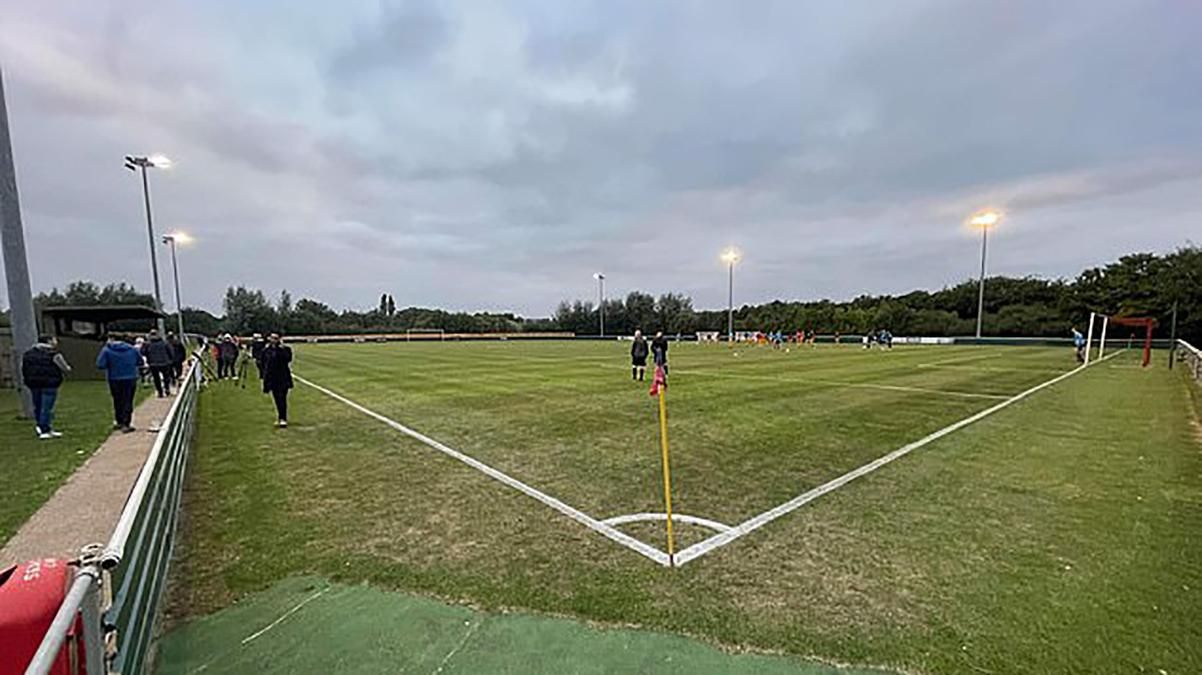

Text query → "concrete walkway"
[1,390,179,566]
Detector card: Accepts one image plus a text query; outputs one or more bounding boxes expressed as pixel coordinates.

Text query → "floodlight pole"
[975,225,988,339]
[594,273,605,338]
[1168,300,1178,370]
[164,236,186,339]
[127,156,166,334]
[0,67,36,417]
[727,260,735,343]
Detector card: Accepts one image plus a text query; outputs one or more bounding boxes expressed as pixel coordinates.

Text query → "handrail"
[25,357,201,675]
[100,360,195,569]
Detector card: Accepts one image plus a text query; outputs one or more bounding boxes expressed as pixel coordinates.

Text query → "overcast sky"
[1,1,1198,317]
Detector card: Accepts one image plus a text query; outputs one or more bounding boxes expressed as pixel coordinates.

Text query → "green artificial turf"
[164,341,1202,674]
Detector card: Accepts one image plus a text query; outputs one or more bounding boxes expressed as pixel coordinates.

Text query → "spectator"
[651,330,669,374]
[251,333,267,379]
[168,332,187,383]
[141,330,175,397]
[218,334,239,379]
[261,333,294,428]
[97,335,141,432]
[22,335,72,439]
[630,330,649,381]
[134,336,150,387]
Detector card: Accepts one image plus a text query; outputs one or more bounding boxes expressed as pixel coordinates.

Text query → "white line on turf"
[671,350,1124,567]
[241,586,331,645]
[295,375,672,567]
[602,513,733,533]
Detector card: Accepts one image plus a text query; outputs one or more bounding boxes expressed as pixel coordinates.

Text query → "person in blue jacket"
[1072,326,1086,363]
[97,335,142,432]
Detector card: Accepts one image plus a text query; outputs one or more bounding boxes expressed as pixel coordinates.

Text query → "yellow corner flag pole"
[657,387,676,566]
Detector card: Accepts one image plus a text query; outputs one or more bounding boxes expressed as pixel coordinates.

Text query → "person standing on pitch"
[218,334,239,379]
[251,333,267,379]
[1072,326,1085,363]
[261,333,294,427]
[141,330,174,397]
[97,335,141,432]
[651,330,669,375]
[22,335,72,439]
[630,330,649,381]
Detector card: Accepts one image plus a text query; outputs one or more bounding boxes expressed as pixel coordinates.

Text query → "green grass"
[1,381,148,546]
[166,341,1202,674]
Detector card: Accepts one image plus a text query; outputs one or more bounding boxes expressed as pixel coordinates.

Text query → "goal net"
[405,328,446,342]
[1084,311,1155,367]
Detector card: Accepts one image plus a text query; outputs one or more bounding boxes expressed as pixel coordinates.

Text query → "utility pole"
[0,67,37,417]
[1168,300,1178,370]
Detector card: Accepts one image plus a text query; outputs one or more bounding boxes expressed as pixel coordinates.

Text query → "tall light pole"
[968,210,1003,339]
[593,272,606,337]
[721,248,740,343]
[162,232,191,340]
[125,153,172,334]
[0,66,37,417]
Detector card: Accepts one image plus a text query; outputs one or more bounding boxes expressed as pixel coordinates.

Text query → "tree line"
[555,248,1198,341]
[5,246,1197,342]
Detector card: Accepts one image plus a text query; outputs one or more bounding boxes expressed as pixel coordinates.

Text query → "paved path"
[1,391,178,566]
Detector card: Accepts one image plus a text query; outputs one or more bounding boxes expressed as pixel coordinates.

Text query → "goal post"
[405,328,446,342]
[1085,312,1155,367]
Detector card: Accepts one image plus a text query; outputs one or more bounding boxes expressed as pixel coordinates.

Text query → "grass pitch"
[166,341,1202,674]
[2,381,147,548]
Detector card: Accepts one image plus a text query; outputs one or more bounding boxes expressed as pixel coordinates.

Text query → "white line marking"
[916,363,1064,373]
[432,618,481,675]
[672,350,1124,566]
[671,368,1010,400]
[241,587,330,645]
[602,512,733,533]
[296,375,672,567]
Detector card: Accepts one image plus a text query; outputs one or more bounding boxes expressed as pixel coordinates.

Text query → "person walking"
[630,330,649,381]
[97,336,141,432]
[651,330,669,375]
[168,332,187,383]
[141,330,175,397]
[22,335,72,439]
[251,333,267,379]
[134,336,150,387]
[261,333,294,427]
[218,334,239,380]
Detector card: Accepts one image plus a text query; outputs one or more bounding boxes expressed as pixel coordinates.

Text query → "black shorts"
[632,356,647,367]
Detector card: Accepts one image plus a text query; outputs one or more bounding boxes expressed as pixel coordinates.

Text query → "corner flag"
[650,364,675,565]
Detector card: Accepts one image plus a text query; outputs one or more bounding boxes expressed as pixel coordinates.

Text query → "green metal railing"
[25,358,199,675]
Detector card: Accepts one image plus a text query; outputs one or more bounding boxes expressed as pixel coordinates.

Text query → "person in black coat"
[217,335,239,379]
[141,330,175,397]
[651,331,669,374]
[250,333,267,379]
[167,332,187,382]
[261,333,294,427]
[630,330,649,381]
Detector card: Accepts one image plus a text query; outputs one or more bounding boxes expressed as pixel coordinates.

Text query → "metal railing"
[25,358,200,675]
[1176,339,1201,383]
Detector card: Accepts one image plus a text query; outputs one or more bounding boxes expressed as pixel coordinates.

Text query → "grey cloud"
[0,0,1198,317]
[327,2,452,80]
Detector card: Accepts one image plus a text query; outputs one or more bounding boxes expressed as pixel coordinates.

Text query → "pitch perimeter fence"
[25,358,200,675]
[1177,339,1202,383]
